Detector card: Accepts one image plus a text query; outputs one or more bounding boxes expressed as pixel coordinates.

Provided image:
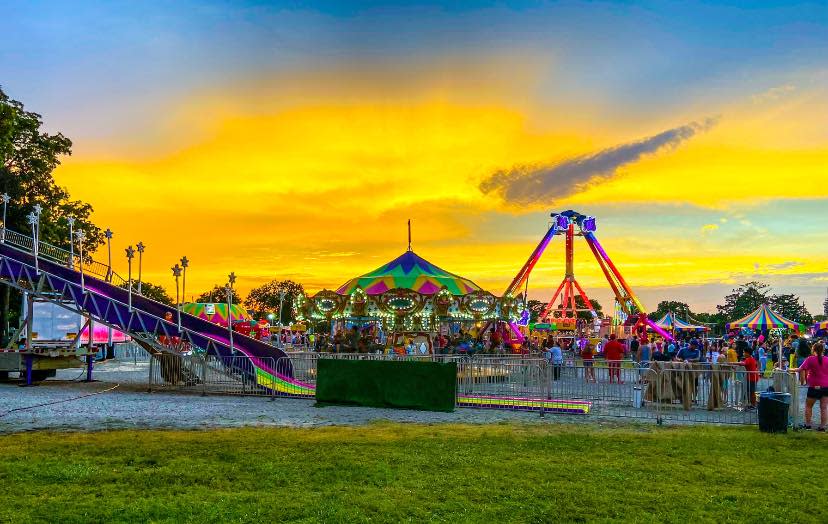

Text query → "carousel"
[295,246,519,350]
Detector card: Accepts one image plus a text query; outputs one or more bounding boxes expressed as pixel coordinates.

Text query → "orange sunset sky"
[3,1,827,313]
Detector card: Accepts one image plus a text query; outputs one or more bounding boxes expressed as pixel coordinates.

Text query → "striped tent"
[654,312,709,332]
[725,304,804,332]
[336,250,481,296]
[181,303,251,328]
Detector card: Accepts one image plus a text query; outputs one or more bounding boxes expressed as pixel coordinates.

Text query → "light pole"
[136,242,145,293]
[227,271,236,352]
[104,228,113,282]
[278,290,286,327]
[76,230,86,292]
[26,211,39,273]
[180,256,189,308]
[0,193,9,243]
[125,245,135,311]
[172,263,182,331]
[33,203,42,242]
[67,216,75,268]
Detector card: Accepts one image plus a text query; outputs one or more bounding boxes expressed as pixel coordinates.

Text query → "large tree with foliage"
[138,282,174,306]
[245,279,304,324]
[648,300,693,322]
[0,86,105,340]
[716,281,813,325]
[770,293,813,325]
[716,282,770,321]
[525,299,544,323]
[193,284,245,306]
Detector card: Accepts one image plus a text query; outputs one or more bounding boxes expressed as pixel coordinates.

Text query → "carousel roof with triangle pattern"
[335,250,481,296]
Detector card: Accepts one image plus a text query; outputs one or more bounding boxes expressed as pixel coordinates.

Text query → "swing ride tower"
[504,210,672,340]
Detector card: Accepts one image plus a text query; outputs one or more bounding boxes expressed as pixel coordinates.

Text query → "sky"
[2,0,827,313]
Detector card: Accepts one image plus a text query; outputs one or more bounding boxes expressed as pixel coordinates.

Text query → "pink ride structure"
[504,210,673,342]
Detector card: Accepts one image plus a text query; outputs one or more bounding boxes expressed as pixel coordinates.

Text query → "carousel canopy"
[654,312,710,332]
[725,304,804,332]
[182,303,251,328]
[336,250,481,296]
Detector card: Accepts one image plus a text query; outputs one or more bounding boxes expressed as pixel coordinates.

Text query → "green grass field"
[1,422,825,523]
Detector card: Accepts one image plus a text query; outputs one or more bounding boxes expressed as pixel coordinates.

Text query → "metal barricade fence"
[113,342,152,364]
[142,351,799,426]
[148,354,278,397]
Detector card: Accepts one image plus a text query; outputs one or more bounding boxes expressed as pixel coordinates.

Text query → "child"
[581,343,596,383]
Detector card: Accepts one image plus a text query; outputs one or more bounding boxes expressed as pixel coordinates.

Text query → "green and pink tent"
[336,250,481,296]
[182,303,251,328]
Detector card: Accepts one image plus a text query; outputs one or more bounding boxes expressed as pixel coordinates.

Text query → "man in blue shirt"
[676,341,701,362]
[550,341,563,381]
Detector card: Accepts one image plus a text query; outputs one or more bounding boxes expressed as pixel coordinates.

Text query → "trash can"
[632,386,642,409]
[758,392,790,433]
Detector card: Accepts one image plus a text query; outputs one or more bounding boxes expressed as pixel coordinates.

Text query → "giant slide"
[0,235,311,394]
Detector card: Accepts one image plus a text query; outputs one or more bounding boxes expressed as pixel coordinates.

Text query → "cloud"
[479,117,719,205]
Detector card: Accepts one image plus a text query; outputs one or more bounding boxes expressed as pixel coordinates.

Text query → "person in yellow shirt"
[726,343,738,363]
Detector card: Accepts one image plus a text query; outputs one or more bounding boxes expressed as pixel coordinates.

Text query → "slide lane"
[254,366,592,414]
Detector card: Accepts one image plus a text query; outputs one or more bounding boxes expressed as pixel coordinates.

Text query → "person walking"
[636,339,651,384]
[581,343,596,383]
[790,342,828,431]
[551,339,563,381]
[737,351,760,409]
[604,334,625,384]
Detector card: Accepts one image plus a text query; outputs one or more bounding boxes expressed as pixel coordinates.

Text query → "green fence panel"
[316,359,456,412]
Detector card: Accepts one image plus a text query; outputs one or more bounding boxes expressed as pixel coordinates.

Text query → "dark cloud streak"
[480,117,719,204]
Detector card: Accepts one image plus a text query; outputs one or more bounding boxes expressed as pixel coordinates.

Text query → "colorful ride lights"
[550,211,596,233]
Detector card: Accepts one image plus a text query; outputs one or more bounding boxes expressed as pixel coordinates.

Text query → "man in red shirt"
[604,334,625,384]
[739,353,760,408]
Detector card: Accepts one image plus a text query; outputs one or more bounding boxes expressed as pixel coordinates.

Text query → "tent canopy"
[654,312,710,332]
[182,303,251,328]
[336,250,481,296]
[725,304,803,332]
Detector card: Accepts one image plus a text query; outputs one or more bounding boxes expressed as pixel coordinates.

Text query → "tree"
[193,284,245,306]
[648,301,693,322]
[138,282,174,306]
[715,281,813,327]
[0,86,105,340]
[716,282,770,321]
[245,279,304,324]
[574,296,602,320]
[770,293,813,325]
[526,299,544,323]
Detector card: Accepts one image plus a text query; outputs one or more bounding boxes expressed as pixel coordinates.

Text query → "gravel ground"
[2,360,805,433]
[0,360,581,433]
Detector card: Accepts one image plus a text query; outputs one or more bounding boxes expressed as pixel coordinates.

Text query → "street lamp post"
[104,228,113,282]
[76,230,86,292]
[125,246,135,311]
[136,242,145,293]
[26,210,39,273]
[0,193,9,243]
[227,271,236,352]
[278,290,286,327]
[67,216,75,268]
[172,264,182,331]
[180,256,189,306]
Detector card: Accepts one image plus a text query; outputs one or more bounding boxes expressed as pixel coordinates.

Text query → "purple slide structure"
[0,243,294,380]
